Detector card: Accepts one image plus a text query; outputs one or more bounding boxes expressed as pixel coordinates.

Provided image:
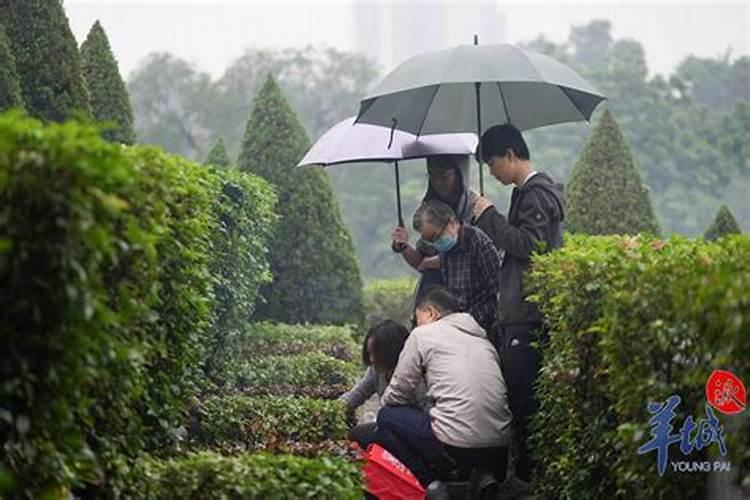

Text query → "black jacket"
[475,172,565,325]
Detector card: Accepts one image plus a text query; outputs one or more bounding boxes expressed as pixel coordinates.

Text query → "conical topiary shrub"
[80,20,135,144]
[205,137,231,168]
[238,74,365,326]
[566,109,659,235]
[0,0,90,121]
[704,205,741,241]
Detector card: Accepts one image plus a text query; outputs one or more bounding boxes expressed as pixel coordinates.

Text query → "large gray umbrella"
[298,116,477,226]
[355,39,606,192]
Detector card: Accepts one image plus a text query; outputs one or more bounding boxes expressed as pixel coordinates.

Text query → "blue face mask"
[426,232,457,253]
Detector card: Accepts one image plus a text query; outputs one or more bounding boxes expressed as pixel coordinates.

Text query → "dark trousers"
[497,322,545,483]
[349,422,377,449]
[376,405,508,487]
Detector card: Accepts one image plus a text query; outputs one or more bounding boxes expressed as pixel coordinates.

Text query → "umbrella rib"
[496,81,512,124]
[415,85,442,138]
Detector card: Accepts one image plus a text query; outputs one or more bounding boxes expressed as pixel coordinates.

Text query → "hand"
[472,196,494,219]
[391,226,409,245]
[417,255,441,272]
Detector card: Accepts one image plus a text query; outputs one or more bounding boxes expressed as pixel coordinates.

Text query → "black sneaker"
[475,472,500,500]
[425,480,451,500]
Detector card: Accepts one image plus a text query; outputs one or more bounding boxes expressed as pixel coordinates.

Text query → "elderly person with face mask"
[375,286,511,499]
[391,155,483,300]
[398,199,501,334]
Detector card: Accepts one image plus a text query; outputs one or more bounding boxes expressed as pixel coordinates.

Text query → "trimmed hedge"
[0,112,276,495]
[194,395,348,449]
[121,451,362,499]
[364,277,418,329]
[228,352,359,398]
[233,322,359,361]
[528,234,750,499]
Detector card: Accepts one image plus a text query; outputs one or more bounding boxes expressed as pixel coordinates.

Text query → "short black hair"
[480,124,530,162]
[415,286,463,316]
[361,319,409,370]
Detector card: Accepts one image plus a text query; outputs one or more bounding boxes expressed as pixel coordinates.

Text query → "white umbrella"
[298,116,477,226]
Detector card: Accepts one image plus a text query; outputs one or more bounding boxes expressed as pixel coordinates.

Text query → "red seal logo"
[706,370,746,415]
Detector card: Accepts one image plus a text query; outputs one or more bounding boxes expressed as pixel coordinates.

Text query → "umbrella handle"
[392,161,407,253]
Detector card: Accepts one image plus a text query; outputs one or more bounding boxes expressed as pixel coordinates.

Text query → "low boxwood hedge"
[121,451,362,499]
[194,395,348,449]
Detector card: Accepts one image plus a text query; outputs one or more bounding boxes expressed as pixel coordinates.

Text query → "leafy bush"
[528,234,750,499]
[566,109,660,235]
[121,451,362,499]
[0,112,277,495]
[228,352,359,398]
[233,322,359,361]
[194,395,348,449]
[203,169,277,383]
[363,277,418,329]
[239,75,365,326]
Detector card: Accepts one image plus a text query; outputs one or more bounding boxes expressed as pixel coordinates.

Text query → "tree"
[0,0,90,121]
[0,25,23,111]
[566,109,660,235]
[204,137,231,167]
[127,53,215,158]
[704,205,741,241]
[238,74,365,325]
[211,46,378,156]
[80,21,135,144]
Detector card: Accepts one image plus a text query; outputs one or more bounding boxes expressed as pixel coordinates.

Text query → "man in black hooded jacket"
[472,123,565,493]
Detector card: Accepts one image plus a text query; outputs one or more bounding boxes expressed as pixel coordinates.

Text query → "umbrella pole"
[473,34,484,196]
[391,161,407,254]
[394,160,404,227]
[475,81,484,196]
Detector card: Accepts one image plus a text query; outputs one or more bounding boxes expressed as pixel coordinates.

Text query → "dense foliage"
[239,75,365,325]
[528,234,750,499]
[704,204,741,241]
[0,112,277,496]
[0,25,23,111]
[363,277,418,328]
[80,21,136,144]
[0,0,90,121]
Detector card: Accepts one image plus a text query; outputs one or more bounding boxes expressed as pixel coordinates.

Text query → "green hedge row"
[228,352,359,398]
[121,451,362,499]
[0,112,277,495]
[194,395,348,450]
[528,234,750,499]
[233,322,359,361]
[364,277,417,329]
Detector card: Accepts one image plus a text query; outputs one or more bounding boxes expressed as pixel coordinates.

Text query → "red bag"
[363,444,426,500]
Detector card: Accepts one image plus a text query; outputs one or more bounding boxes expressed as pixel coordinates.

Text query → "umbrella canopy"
[297,116,478,229]
[297,117,477,167]
[356,43,605,135]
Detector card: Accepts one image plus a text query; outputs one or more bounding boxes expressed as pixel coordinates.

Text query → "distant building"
[353,0,507,74]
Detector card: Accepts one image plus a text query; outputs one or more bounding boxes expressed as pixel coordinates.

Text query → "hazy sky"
[65,0,750,81]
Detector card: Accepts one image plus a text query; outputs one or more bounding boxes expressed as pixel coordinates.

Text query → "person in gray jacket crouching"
[376,286,512,500]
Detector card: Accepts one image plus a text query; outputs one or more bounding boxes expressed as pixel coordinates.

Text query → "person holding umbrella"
[472,123,565,493]
[390,154,484,300]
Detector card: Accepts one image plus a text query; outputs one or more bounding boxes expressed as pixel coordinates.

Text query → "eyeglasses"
[422,221,449,244]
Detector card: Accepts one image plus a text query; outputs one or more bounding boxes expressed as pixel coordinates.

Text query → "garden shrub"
[194,395,348,449]
[0,112,277,496]
[121,451,362,499]
[528,234,750,499]
[203,169,277,383]
[228,352,359,398]
[363,277,418,329]
[232,322,359,361]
